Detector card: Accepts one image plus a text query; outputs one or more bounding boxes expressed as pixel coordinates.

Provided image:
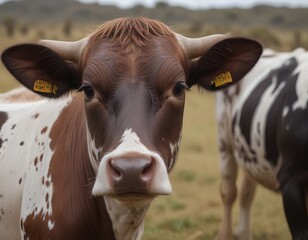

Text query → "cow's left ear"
[188,37,262,90]
[1,44,80,98]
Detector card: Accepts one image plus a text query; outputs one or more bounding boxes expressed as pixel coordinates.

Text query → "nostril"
[141,164,151,175]
[109,157,155,183]
[107,157,158,194]
[109,159,122,180]
[140,159,154,181]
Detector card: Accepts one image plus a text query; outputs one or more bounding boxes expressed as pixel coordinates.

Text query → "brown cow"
[0,17,262,239]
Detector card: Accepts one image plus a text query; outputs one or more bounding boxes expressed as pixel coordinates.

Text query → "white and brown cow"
[216,48,308,240]
[0,17,262,240]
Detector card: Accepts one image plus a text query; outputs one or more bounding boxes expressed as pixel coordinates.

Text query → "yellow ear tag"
[33,80,57,95]
[212,71,233,87]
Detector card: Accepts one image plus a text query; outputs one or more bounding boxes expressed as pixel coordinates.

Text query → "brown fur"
[80,18,180,71]
[89,17,175,48]
[23,212,52,240]
[23,94,115,239]
[81,19,187,161]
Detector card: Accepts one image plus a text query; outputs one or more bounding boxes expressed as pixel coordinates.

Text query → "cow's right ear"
[187,37,263,91]
[1,44,80,98]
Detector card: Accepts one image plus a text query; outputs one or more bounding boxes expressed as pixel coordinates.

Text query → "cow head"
[1,18,262,206]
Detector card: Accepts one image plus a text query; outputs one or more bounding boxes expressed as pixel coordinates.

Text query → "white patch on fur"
[169,143,176,172]
[168,134,181,172]
[292,68,308,111]
[85,125,102,172]
[48,219,55,230]
[282,106,289,117]
[0,96,72,239]
[0,87,42,103]
[104,197,150,240]
[215,49,308,240]
[92,128,172,196]
[248,74,284,189]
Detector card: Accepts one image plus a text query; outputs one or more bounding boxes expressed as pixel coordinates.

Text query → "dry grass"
[0,26,292,240]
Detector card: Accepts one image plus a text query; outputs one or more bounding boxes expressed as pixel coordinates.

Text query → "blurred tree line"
[1,0,308,51]
[1,16,73,38]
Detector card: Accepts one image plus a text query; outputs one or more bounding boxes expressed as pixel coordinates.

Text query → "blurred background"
[0,0,306,239]
[0,0,307,91]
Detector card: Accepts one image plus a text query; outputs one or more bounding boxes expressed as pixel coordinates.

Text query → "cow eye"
[78,84,94,101]
[172,81,188,98]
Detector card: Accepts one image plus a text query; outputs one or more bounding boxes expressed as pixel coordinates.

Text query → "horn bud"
[176,33,230,59]
[39,33,228,61]
[39,37,89,62]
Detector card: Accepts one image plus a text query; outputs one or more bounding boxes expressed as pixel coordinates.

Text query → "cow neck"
[104,196,151,240]
[48,93,115,240]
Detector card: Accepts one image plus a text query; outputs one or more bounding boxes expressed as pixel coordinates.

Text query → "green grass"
[176,170,197,182]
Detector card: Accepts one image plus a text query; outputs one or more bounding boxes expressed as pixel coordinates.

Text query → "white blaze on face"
[92,128,172,196]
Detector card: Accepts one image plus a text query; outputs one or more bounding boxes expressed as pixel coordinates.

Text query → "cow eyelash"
[78,84,95,101]
[172,81,189,98]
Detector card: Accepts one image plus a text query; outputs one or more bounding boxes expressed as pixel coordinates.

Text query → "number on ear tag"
[212,71,233,87]
[34,80,57,95]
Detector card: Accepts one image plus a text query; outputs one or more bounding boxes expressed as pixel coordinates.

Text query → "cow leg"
[217,153,238,240]
[235,172,256,240]
[282,178,308,240]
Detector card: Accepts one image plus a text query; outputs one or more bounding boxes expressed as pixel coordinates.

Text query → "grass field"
[0,26,292,240]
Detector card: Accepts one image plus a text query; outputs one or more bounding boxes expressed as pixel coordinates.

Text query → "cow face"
[1,18,262,205]
[81,35,187,202]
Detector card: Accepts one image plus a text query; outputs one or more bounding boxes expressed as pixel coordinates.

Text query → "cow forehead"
[82,38,187,107]
[85,17,180,53]
[83,37,186,78]
[81,18,185,70]
[80,18,188,97]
